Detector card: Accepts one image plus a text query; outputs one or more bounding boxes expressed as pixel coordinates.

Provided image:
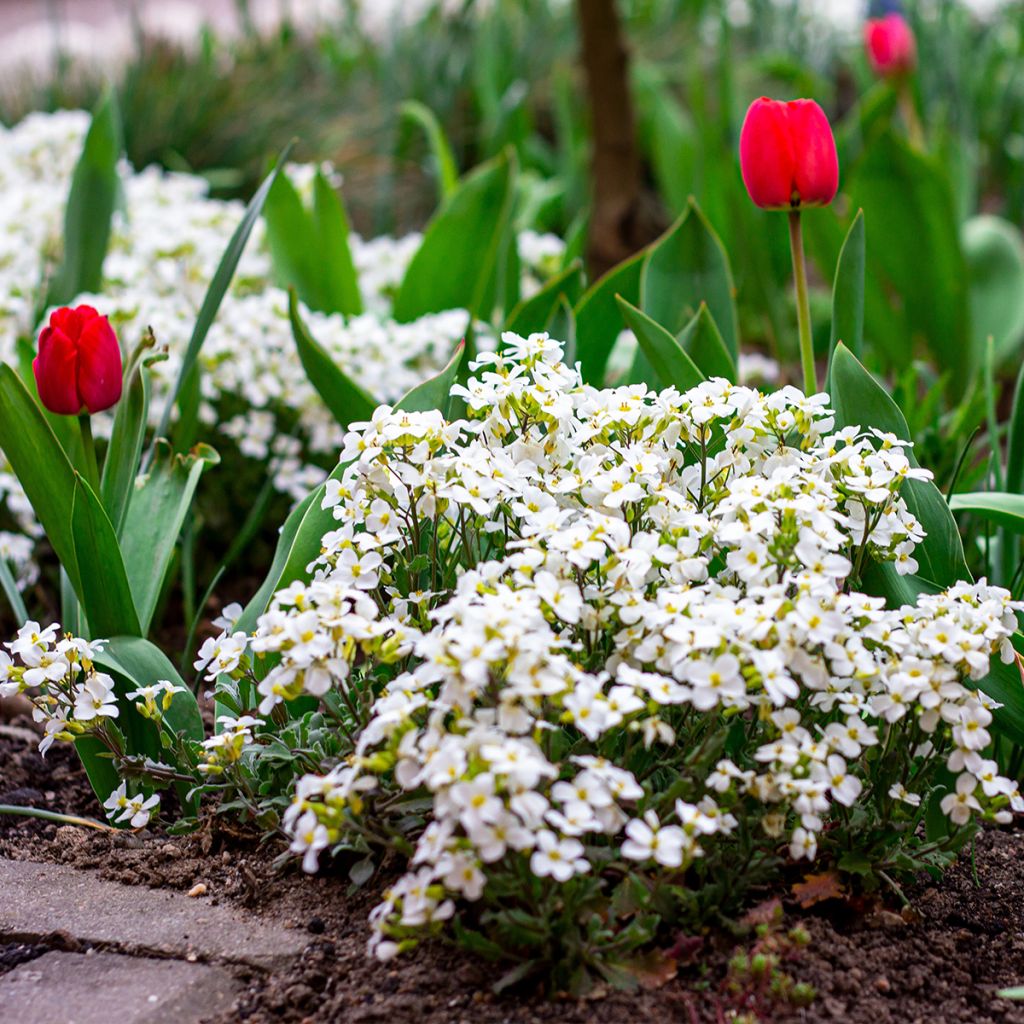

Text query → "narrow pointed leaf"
[101,360,150,534]
[396,340,465,415]
[71,476,141,638]
[120,441,220,634]
[829,344,969,587]
[289,289,377,428]
[393,150,515,322]
[640,199,738,361]
[400,100,459,201]
[504,261,583,337]
[677,303,736,382]
[46,89,121,308]
[0,364,80,594]
[574,249,645,385]
[949,492,1024,532]
[617,297,704,393]
[154,141,292,443]
[312,171,362,316]
[829,210,865,361]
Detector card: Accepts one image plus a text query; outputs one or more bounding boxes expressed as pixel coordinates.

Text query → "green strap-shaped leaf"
[101,357,151,534]
[289,289,378,429]
[71,476,141,638]
[573,248,645,386]
[640,198,739,362]
[949,492,1024,532]
[312,171,363,316]
[393,150,516,323]
[153,141,293,445]
[677,303,736,382]
[46,89,121,309]
[829,344,970,587]
[829,210,865,362]
[264,171,320,307]
[0,364,80,594]
[95,636,204,742]
[617,297,705,393]
[400,100,460,202]
[396,340,465,415]
[120,441,219,634]
[504,261,583,337]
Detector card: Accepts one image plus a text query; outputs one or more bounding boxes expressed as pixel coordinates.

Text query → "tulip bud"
[33,305,123,416]
[864,13,916,78]
[739,98,839,212]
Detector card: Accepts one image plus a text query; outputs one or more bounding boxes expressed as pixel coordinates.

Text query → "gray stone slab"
[0,859,307,968]
[0,950,239,1024]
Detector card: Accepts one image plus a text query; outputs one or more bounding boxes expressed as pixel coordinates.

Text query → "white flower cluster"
[0,109,564,512]
[198,334,1022,959]
[0,621,112,753]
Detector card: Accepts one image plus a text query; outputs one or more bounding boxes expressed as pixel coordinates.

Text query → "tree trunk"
[575,0,659,279]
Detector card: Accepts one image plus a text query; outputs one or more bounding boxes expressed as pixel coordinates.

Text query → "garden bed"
[3,718,1024,1024]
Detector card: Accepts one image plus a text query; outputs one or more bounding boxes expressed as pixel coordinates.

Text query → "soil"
[3,719,1024,1024]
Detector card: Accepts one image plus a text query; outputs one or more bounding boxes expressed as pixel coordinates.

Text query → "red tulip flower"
[864,14,916,79]
[34,305,123,417]
[739,98,839,211]
[739,97,839,397]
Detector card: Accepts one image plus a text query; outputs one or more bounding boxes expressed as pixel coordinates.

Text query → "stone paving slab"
[0,859,307,969]
[0,950,239,1024]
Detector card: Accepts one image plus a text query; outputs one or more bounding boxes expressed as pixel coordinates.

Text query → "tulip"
[739,98,838,212]
[34,305,123,417]
[34,305,123,494]
[739,98,839,396]
[864,14,916,79]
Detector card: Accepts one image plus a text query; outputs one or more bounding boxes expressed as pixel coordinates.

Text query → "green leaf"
[574,249,645,385]
[100,354,151,534]
[504,261,583,337]
[640,199,738,362]
[71,476,141,639]
[829,210,865,361]
[153,141,293,445]
[400,100,459,201]
[962,215,1024,365]
[829,344,970,587]
[395,339,465,415]
[73,735,122,808]
[676,303,736,382]
[826,131,970,390]
[311,171,363,316]
[1007,361,1024,495]
[616,297,704,393]
[46,89,121,308]
[120,441,219,634]
[264,172,320,306]
[0,364,80,594]
[393,150,516,323]
[289,289,378,429]
[95,636,204,743]
[950,492,1024,532]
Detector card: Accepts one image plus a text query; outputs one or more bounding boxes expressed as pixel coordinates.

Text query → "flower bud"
[864,14,916,79]
[33,305,123,416]
[739,98,839,211]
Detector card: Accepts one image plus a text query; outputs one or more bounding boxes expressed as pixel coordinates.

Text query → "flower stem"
[78,413,100,493]
[898,80,925,150]
[787,209,817,396]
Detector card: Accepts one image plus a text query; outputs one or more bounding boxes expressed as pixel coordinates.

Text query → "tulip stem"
[898,81,925,150]
[787,209,817,396]
[78,414,101,494]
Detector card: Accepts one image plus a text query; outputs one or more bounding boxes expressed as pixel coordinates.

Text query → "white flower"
[529,830,590,882]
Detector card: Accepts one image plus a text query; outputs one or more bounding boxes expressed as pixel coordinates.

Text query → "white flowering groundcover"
[0,110,564,584]
[5,332,1022,990]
